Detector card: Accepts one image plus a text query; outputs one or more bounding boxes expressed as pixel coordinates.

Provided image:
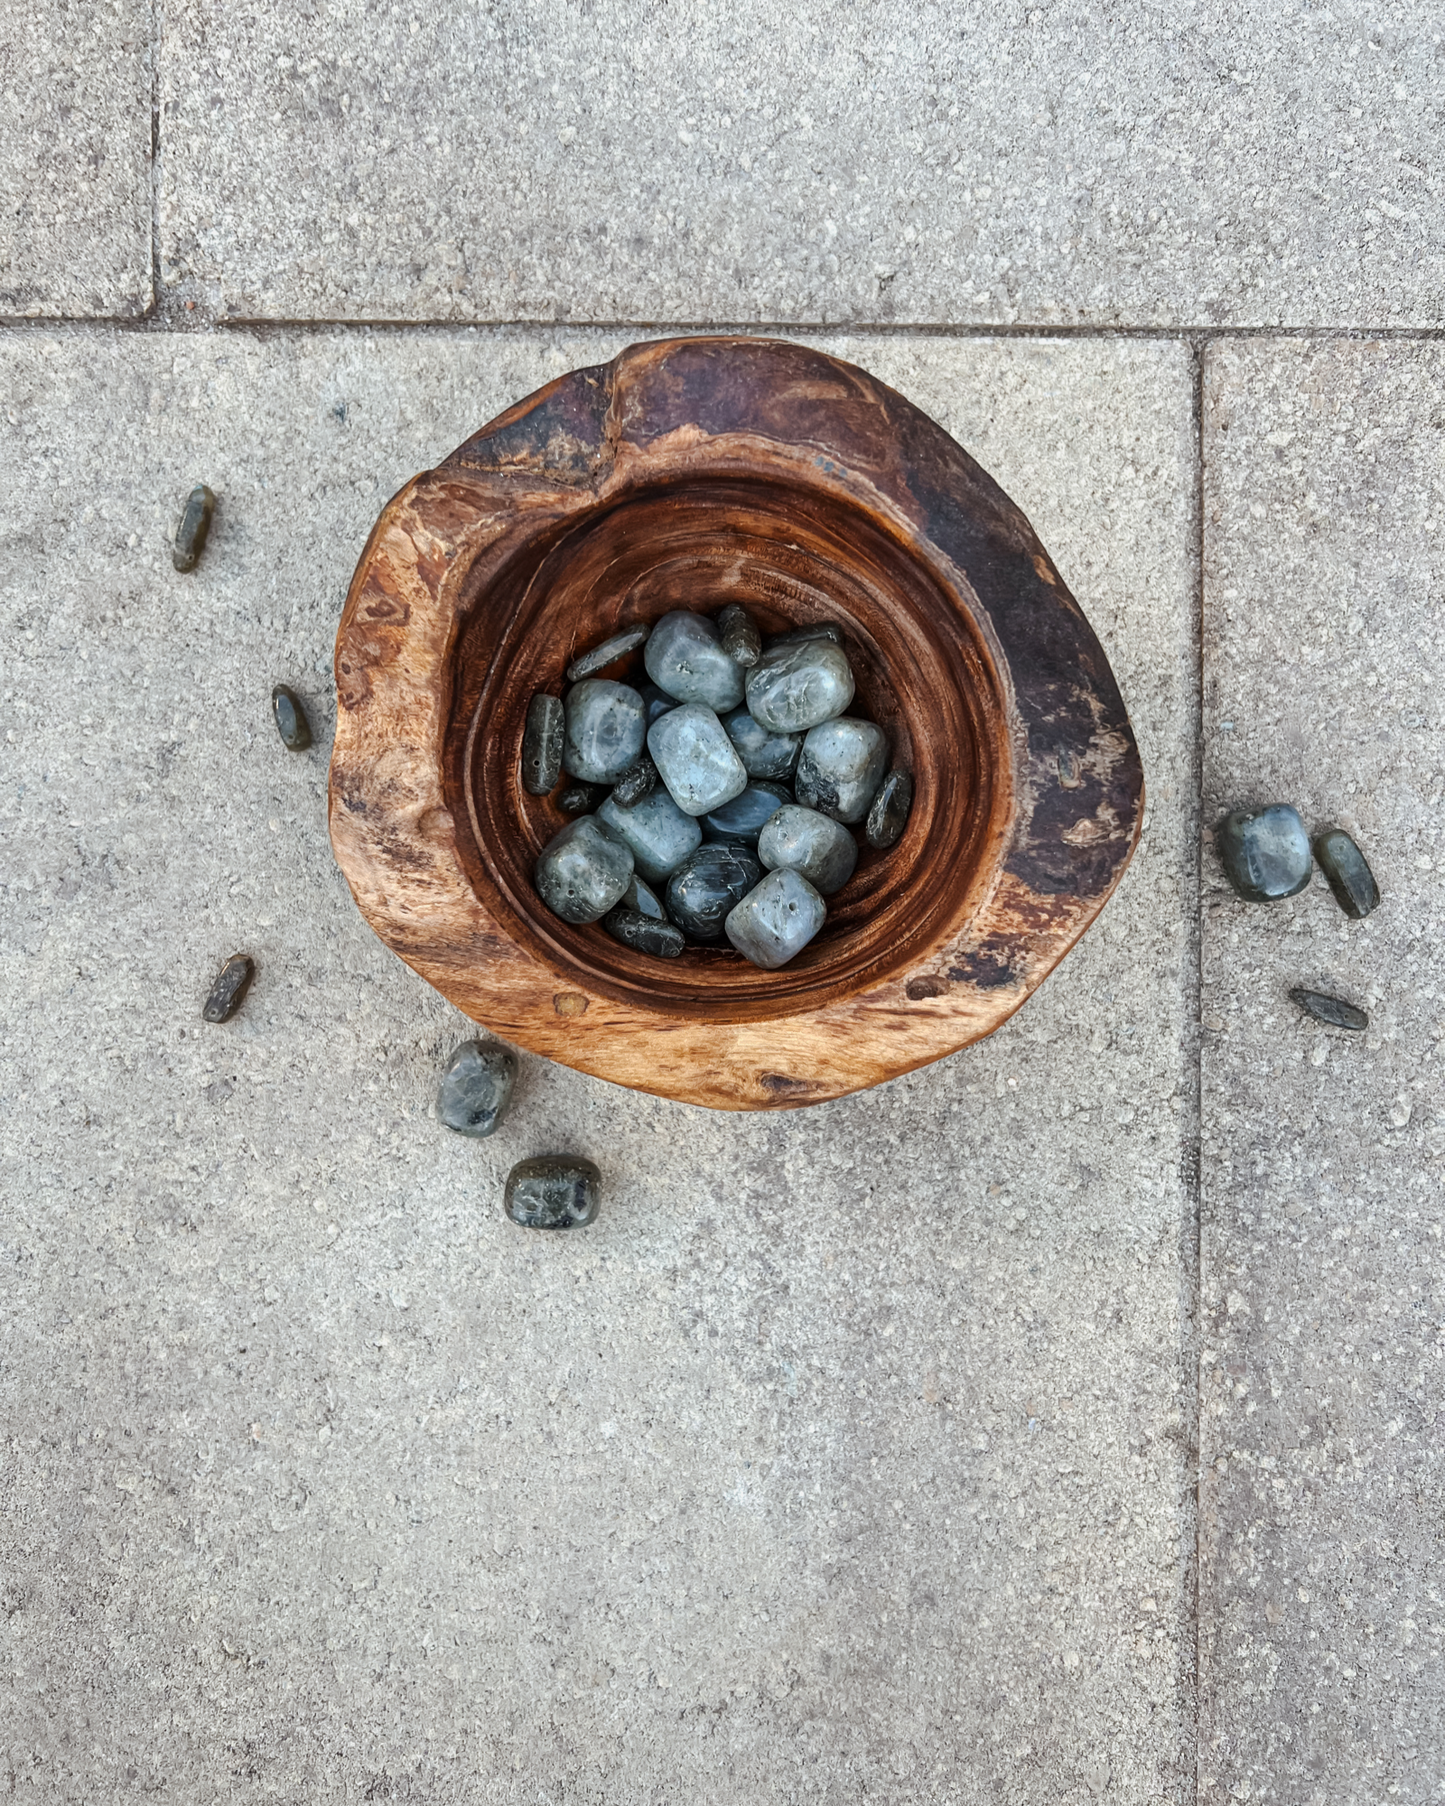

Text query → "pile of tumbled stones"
[522,606,913,969]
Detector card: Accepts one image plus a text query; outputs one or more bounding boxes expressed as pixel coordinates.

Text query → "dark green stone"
[602,907,686,958]
[558,782,604,815]
[522,693,564,794]
[566,625,651,682]
[717,603,762,668]
[1290,988,1368,1032]
[172,484,216,572]
[504,1156,601,1230]
[202,952,253,1023]
[865,768,913,849]
[1313,828,1380,919]
[1216,805,1312,902]
[271,684,312,752]
[665,844,762,942]
[610,753,659,809]
[437,1040,518,1137]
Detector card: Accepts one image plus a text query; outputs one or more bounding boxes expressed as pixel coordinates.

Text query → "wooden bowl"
[329,337,1143,1111]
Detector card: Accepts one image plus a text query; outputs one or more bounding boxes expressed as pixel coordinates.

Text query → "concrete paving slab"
[158,2,1445,328]
[1199,340,1445,1802]
[0,326,1196,1800]
[0,0,152,317]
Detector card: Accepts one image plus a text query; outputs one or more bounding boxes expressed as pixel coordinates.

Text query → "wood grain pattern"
[328,337,1144,1110]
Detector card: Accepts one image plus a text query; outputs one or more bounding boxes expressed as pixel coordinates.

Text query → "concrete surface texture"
[1,3,1444,1801]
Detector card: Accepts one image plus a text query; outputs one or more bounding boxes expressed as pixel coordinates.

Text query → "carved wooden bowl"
[329,337,1143,1111]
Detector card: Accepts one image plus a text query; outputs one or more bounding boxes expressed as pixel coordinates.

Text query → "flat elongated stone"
[639,683,680,727]
[619,874,666,921]
[665,844,762,943]
[504,1156,600,1231]
[610,753,658,809]
[757,803,858,896]
[534,816,634,924]
[702,780,790,845]
[202,952,254,1023]
[648,702,749,817]
[795,717,889,823]
[766,622,845,649]
[557,781,604,815]
[745,638,855,734]
[725,868,827,969]
[562,678,646,785]
[643,611,746,711]
[172,484,216,573]
[865,767,914,849]
[722,707,800,781]
[436,1039,518,1138]
[1289,987,1368,1032]
[1313,828,1380,919]
[596,788,702,883]
[1216,804,1312,902]
[271,684,312,752]
[717,603,762,667]
[565,624,650,682]
[602,907,686,959]
[521,692,564,794]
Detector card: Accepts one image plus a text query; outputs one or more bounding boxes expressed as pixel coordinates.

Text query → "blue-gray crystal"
[1216,805,1312,902]
[565,624,650,682]
[437,1039,518,1138]
[610,753,658,809]
[534,815,634,923]
[602,907,686,958]
[640,683,680,727]
[1290,987,1368,1031]
[744,639,856,734]
[619,873,667,921]
[665,844,762,943]
[596,787,702,883]
[522,692,564,794]
[1313,828,1379,919]
[795,717,889,823]
[702,781,791,845]
[562,679,646,785]
[643,611,746,711]
[725,868,827,969]
[757,803,858,896]
[717,603,761,667]
[865,768,914,850]
[722,707,800,781]
[648,702,749,817]
[504,1156,600,1230]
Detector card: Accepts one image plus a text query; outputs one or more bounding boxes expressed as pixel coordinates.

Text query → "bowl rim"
[329,335,1144,1111]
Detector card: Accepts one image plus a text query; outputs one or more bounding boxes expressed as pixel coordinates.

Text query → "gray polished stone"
[701,781,790,846]
[665,844,762,944]
[643,610,746,712]
[724,868,827,970]
[521,692,564,795]
[201,952,254,1023]
[562,678,646,785]
[172,484,216,573]
[533,815,634,924]
[757,803,858,897]
[436,1039,518,1138]
[795,718,889,824]
[639,683,680,728]
[596,788,702,884]
[647,702,749,818]
[601,907,686,959]
[565,624,650,682]
[618,874,666,922]
[271,684,312,753]
[721,707,801,782]
[609,753,658,810]
[744,638,856,735]
[504,1156,600,1231]
[1215,803,1312,903]
[1288,987,1368,1032]
[717,603,761,668]
[865,768,913,850]
[1313,827,1380,920]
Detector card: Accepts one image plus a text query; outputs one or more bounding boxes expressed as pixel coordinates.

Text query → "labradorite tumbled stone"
[504,1156,601,1230]
[437,1039,518,1138]
[619,873,666,921]
[1313,828,1380,919]
[565,624,650,682]
[602,907,686,958]
[666,844,763,942]
[795,717,889,823]
[1216,805,1312,902]
[610,753,659,809]
[702,781,790,845]
[722,707,800,781]
[271,684,312,752]
[717,603,762,668]
[558,781,604,815]
[596,788,702,883]
[534,816,634,924]
[725,867,827,969]
[521,692,564,794]
[1290,987,1369,1031]
[648,702,749,817]
[562,679,647,785]
[745,638,856,734]
[757,803,858,896]
[643,611,746,711]
[865,767,914,850]
[639,683,680,727]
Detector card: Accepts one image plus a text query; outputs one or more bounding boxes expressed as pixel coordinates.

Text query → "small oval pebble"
[521,693,564,794]
[504,1156,601,1230]
[602,907,686,958]
[865,768,913,849]
[558,781,604,815]
[648,702,749,817]
[795,717,889,824]
[1217,805,1312,902]
[702,780,790,845]
[597,788,702,883]
[745,639,855,735]
[758,803,858,895]
[1313,828,1380,920]
[1289,987,1368,1032]
[722,708,800,781]
[717,603,762,667]
[644,611,746,712]
[437,1040,517,1138]
[666,844,763,942]
[725,868,827,969]
[562,679,647,785]
[172,483,216,573]
[202,952,254,1023]
[610,753,659,809]
[271,684,312,752]
[534,816,634,924]
[566,624,650,682]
